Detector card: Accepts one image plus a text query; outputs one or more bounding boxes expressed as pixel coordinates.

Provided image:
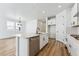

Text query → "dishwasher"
[29,36,40,56]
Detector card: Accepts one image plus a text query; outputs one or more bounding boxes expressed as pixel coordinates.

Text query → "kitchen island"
[0,33,48,56]
[17,33,48,56]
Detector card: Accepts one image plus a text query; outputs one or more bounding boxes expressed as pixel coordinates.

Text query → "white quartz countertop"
[0,33,39,39]
[71,36,79,46]
[67,34,79,47]
[21,33,39,39]
[0,33,46,39]
[17,33,39,39]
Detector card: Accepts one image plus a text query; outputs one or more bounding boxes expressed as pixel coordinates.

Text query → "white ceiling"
[0,3,73,21]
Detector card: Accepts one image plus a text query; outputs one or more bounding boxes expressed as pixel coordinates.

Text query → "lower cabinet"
[40,33,48,49]
[40,34,44,49]
[67,35,79,56]
[29,36,40,56]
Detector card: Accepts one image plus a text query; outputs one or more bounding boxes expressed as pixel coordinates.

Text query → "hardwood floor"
[0,37,16,56]
[37,39,70,56]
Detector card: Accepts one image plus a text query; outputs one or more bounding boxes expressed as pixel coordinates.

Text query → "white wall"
[25,19,37,34]
[77,17,79,35]
[0,4,26,38]
[77,27,79,35]
[19,36,29,56]
[0,17,26,38]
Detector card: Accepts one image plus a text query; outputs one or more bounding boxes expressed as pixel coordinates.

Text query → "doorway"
[48,16,56,40]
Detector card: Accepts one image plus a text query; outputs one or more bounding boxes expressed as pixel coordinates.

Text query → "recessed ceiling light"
[58,5,62,8]
[42,10,46,14]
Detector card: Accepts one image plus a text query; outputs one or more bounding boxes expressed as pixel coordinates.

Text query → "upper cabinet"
[48,18,56,26]
[26,18,47,34]
[71,3,79,27]
[71,3,77,17]
[74,3,79,17]
[37,18,46,33]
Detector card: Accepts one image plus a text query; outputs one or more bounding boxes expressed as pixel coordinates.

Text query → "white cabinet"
[56,10,67,44]
[37,19,46,33]
[48,18,56,26]
[26,18,48,50]
[43,33,48,46]
[26,18,47,34]
[71,3,77,17]
[40,33,48,49]
[71,3,79,27]
[40,34,44,49]
[71,17,79,27]
[16,35,29,56]
[66,35,79,56]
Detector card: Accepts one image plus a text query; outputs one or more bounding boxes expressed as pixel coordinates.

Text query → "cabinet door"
[67,35,79,56]
[70,47,76,56]
[40,34,48,49]
[72,17,77,26]
[70,43,78,56]
[43,34,48,46]
[71,4,78,26]
[37,19,46,33]
[45,34,48,44]
[43,35,46,46]
[71,3,77,17]
[40,34,44,49]
[56,10,66,43]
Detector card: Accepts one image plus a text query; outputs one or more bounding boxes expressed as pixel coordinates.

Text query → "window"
[7,21,15,30]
